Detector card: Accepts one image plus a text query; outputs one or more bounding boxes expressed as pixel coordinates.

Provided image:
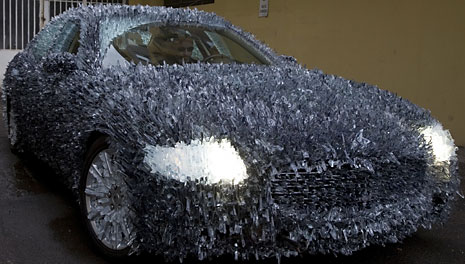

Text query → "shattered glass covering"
[2,4,460,262]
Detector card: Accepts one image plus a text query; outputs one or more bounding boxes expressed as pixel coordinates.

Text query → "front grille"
[270,159,428,211]
[271,166,373,210]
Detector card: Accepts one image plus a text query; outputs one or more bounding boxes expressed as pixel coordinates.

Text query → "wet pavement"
[0,115,107,263]
[0,115,464,263]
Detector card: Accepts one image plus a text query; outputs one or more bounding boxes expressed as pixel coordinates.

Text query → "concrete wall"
[0,50,20,86]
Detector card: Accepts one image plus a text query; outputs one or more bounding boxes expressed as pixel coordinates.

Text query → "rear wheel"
[79,136,134,258]
[6,96,18,153]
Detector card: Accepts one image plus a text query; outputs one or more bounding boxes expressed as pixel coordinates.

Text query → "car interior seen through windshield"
[103,24,267,67]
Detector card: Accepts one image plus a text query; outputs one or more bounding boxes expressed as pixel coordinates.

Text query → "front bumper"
[128,154,459,261]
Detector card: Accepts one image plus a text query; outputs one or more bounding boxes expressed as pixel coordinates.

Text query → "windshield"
[102,24,269,67]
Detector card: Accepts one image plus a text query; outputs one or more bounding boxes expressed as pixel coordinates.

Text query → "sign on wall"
[259,0,268,17]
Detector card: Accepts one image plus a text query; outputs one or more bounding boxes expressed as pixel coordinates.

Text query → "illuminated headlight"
[419,123,456,164]
[143,138,248,185]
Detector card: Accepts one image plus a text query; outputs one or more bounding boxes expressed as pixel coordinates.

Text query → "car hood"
[93,63,453,175]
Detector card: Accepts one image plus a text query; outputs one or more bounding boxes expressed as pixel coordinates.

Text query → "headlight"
[143,137,248,185]
[419,123,456,164]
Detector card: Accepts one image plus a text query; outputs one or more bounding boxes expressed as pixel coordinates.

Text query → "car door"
[4,17,68,154]
[30,18,83,170]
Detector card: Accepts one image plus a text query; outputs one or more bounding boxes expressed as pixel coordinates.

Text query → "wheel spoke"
[90,164,104,181]
[114,222,120,249]
[100,205,112,216]
[101,220,111,241]
[97,197,111,205]
[85,186,108,197]
[88,207,103,221]
[120,220,130,238]
[104,152,113,176]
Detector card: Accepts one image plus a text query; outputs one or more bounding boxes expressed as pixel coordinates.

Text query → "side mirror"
[43,52,78,74]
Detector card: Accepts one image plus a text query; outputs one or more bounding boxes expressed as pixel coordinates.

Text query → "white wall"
[0,50,21,86]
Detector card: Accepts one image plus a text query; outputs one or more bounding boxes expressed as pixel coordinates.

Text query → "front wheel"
[79,136,134,258]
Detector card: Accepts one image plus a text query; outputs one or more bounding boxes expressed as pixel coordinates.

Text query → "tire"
[6,96,19,154]
[79,136,134,258]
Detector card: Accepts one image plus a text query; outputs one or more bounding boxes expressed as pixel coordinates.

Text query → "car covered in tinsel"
[2,4,460,262]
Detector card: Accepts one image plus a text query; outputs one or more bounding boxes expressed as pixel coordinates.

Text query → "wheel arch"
[79,129,110,174]
[85,130,109,151]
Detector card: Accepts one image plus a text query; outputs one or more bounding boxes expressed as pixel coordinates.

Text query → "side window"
[53,21,81,54]
[29,20,66,59]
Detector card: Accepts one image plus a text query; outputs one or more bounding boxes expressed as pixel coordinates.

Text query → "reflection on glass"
[103,24,267,67]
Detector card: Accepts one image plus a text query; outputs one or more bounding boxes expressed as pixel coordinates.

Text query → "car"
[2,4,460,262]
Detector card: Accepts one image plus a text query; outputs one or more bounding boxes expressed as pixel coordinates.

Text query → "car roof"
[52,5,281,65]
[61,4,231,29]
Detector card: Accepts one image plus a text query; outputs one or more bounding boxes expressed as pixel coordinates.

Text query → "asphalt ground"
[0,117,464,264]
